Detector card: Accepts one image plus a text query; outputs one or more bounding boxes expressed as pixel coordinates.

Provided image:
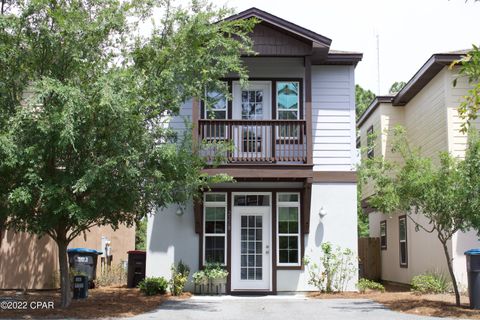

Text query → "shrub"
[357,278,385,293]
[411,272,451,294]
[170,260,190,296]
[304,242,356,293]
[138,277,168,296]
[95,264,127,287]
[192,270,208,285]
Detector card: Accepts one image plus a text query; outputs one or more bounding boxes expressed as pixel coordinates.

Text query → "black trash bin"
[465,249,480,309]
[67,248,102,289]
[72,275,89,299]
[127,250,146,288]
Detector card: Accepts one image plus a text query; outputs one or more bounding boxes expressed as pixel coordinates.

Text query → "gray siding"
[311,65,356,171]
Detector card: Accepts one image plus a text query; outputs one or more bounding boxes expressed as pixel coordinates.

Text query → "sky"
[211,0,480,95]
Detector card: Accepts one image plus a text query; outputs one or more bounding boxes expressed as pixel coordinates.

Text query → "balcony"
[198,119,307,164]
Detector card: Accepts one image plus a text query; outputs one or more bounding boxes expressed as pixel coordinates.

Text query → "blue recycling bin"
[67,248,102,288]
[465,249,480,309]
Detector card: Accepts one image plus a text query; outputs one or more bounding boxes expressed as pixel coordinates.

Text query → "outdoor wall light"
[175,206,185,217]
[319,207,327,219]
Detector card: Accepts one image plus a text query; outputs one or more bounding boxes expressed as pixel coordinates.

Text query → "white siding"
[311,66,356,171]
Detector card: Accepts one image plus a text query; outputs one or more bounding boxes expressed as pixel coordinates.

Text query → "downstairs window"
[277,192,301,266]
[203,192,227,265]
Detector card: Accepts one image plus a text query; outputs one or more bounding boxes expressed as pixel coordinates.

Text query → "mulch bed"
[309,287,480,319]
[0,286,190,319]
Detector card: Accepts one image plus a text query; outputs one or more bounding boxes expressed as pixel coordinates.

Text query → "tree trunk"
[57,234,71,308]
[441,239,461,306]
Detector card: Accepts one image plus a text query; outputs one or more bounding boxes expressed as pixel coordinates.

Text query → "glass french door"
[231,199,271,291]
[232,82,272,160]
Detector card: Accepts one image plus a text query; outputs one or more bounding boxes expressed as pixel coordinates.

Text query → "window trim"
[276,81,301,120]
[367,125,374,159]
[380,220,387,250]
[203,192,228,266]
[276,192,301,267]
[399,215,408,268]
[203,85,228,120]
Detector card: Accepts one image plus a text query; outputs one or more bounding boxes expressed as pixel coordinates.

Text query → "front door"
[231,198,271,291]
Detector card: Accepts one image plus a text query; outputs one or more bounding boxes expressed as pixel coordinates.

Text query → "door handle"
[265,245,270,254]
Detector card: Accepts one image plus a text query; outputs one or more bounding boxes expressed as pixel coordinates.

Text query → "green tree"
[451,45,480,133]
[355,84,375,119]
[135,219,147,250]
[0,0,255,307]
[359,126,480,306]
[388,81,406,95]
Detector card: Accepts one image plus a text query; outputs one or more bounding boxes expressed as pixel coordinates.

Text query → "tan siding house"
[358,51,478,289]
[0,225,135,290]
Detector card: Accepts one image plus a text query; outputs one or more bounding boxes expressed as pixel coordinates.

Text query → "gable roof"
[225,7,332,48]
[357,96,394,127]
[357,50,468,127]
[224,8,362,65]
[393,51,467,105]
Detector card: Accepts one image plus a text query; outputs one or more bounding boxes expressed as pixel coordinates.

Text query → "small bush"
[411,272,450,294]
[357,278,385,293]
[204,263,229,280]
[95,264,127,287]
[170,261,190,296]
[138,277,168,296]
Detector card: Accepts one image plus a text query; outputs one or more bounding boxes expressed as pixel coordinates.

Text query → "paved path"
[126,295,458,320]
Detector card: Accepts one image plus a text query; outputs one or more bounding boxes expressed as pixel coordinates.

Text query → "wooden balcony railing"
[198,119,307,163]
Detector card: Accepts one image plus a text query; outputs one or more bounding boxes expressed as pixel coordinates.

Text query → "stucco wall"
[369,211,451,285]
[146,201,198,292]
[0,225,135,290]
[277,182,358,291]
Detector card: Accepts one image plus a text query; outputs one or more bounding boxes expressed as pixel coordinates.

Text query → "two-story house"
[357,50,479,289]
[146,8,362,293]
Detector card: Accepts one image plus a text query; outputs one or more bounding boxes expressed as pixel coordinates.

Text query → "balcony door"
[232,81,272,160]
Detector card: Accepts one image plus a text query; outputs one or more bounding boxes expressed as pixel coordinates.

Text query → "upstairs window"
[277,81,300,139]
[204,86,228,120]
[203,193,227,265]
[367,125,374,159]
[203,85,228,140]
[277,192,301,266]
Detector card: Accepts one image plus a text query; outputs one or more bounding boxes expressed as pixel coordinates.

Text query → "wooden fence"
[358,237,381,281]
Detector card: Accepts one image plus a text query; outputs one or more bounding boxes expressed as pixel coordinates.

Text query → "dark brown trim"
[226,191,232,293]
[224,7,332,47]
[194,199,202,234]
[312,171,357,183]
[202,166,314,179]
[304,56,313,165]
[399,215,408,268]
[380,220,387,250]
[192,98,200,150]
[230,290,274,296]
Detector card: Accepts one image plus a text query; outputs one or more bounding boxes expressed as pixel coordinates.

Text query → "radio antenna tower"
[376,33,381,95]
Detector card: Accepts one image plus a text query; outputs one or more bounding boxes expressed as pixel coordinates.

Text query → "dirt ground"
[0,286,191,319]
[310,283,480,319]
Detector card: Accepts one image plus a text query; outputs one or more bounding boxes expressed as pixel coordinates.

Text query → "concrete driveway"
[125,295,455,320]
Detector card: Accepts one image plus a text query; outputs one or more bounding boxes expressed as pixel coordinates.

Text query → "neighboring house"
[146,8,362,293]
[357,50,479,289]
[0,225,135,289]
